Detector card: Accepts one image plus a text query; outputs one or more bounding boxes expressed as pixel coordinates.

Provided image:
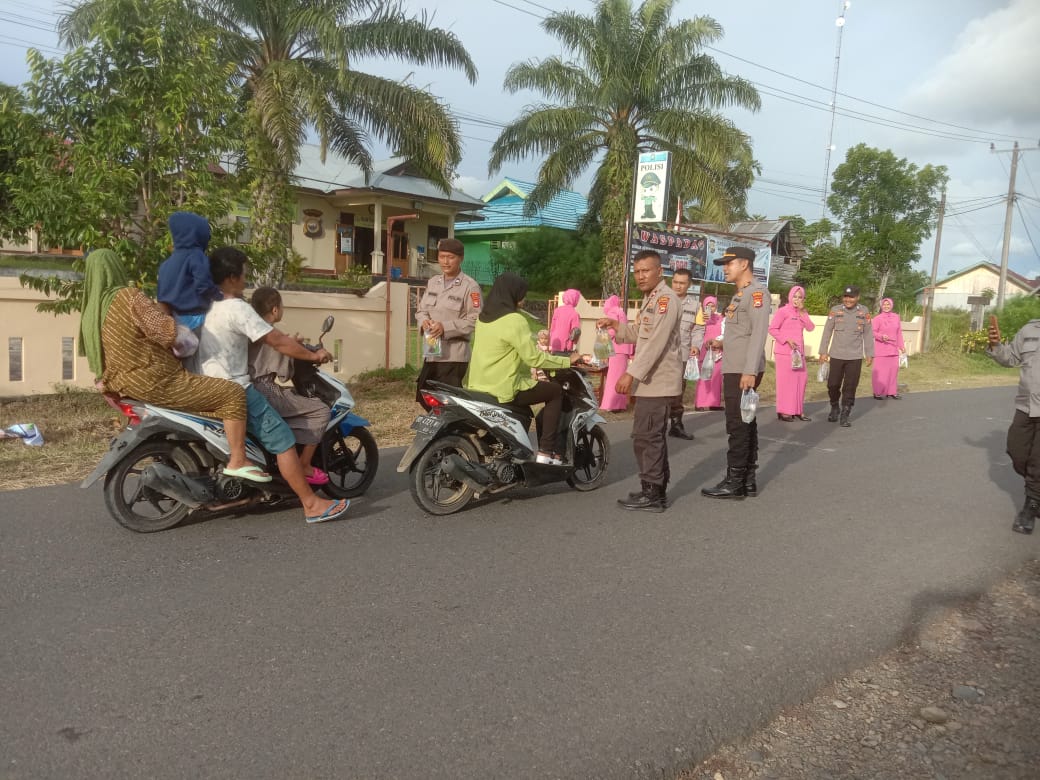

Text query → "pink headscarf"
[880,297,894,312]
[603,294,626,323]
[562,288,580,307]
[549,288,581,351]
[787,286,805,306]
[702,295,717,310]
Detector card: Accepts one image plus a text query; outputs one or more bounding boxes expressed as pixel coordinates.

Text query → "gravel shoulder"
[685,559,1040,780]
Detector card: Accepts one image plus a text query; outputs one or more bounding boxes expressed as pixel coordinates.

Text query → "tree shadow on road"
[964,425,1020,504]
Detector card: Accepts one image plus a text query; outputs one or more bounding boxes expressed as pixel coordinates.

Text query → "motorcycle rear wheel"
[409,434,478,516]
[103,440,200,533]
[566,425,610,491]
[320,427,379,499]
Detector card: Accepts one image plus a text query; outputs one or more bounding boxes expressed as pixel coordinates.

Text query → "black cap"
[713,246,755,266]
[437,238,464,257]
[843,285,860,296]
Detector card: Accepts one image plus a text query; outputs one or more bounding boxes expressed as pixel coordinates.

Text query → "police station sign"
[633,151,671,224]
[628,227,707,279]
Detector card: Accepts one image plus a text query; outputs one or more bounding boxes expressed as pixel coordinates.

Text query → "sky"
[2,0,1039,281]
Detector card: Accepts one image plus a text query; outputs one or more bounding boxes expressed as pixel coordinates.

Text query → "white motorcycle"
[397,365,610,515]
[82,316,378,532]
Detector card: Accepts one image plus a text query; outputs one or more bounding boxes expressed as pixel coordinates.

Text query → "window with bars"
[9,337,23,382]
[62,336,75,381]
[489,240,516,250]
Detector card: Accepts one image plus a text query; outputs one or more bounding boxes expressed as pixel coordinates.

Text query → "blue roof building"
[454,178,588,284]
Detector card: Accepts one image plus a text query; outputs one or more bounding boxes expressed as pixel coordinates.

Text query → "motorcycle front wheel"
[320,427,379,499]
[566,424,610,491]
[409,434,478,516]
[103,440,200,533]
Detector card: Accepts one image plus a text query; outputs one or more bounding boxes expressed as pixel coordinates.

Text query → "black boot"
[839,406,851,427]
[619,481,665,512]
[1013,497,1038,534]
[701,467,747,499]
[827,404,840,422]
[668,415,695,440]
[744,466,758,498]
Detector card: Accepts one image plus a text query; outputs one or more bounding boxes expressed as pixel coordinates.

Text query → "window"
[62,337,75,381]
[235,216,251,244]
[490,240,516,250]
[9,337,23,382]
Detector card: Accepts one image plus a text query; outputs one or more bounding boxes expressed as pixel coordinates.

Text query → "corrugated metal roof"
[688,219,806,259]
[292,145,484,208]
[454,178,588,232]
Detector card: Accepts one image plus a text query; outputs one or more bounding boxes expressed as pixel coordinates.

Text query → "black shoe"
[796,414,812,421]
[619,481,665,513]
[694,406,708,412]
[1013,498,1038,534]
[827,405,840,422]
[668,416,695,440]
[709,406,724,411]
[777,413,795,422]
[873,394,883,400]
[839,407,851,427]
[888,394,902,400]
[701,467,747,499]
[744,466,758,498]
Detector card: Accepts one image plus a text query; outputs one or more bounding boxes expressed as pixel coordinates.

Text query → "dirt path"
[685,559,1040,780]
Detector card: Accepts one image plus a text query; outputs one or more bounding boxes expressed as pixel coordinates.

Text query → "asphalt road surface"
[2,386,1037,779]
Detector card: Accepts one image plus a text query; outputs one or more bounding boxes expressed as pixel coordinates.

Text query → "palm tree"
[62,0,477,285]
[489,0,760,295]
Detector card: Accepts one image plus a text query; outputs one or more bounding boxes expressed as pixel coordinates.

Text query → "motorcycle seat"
[427,382,534,425]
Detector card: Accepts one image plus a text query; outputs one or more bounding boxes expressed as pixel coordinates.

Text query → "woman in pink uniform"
[694,296,724,411]
[871,297,906,399]
[768,285,815,421]
[549,288,581,352]
[599,295,633,411]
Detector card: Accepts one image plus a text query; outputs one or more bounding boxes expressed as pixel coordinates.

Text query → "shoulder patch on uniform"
[828,310,836,318]
[658,297,669,314]
[470,292,481,308]
[752,291,764,308]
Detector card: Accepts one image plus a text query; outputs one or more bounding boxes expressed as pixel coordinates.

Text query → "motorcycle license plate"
[411,415,440,434]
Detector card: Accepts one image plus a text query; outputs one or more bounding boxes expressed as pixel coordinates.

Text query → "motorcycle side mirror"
[321,315,335,335]
[569,327,581,342]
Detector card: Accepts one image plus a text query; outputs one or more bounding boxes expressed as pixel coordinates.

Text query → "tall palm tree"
[489,0,760,295]
[62,0,477,285]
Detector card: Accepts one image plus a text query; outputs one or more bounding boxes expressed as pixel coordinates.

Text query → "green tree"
[64,0,479,286]
[827,144,947,301]
[488,0,760,296]
[0,84,39,245]
[496,227,602,297]
[13,0,244,313]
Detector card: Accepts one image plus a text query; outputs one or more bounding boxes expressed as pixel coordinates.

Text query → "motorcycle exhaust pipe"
[440,454,493,496]
[140,464,214,508]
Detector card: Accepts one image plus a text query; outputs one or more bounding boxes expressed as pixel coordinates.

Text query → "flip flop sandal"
[306,499,350,524]
[305,467,330,486]
[222,464,273,483]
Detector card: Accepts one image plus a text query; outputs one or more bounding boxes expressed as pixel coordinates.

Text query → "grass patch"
[0,255,79,272]
[0,351,1019,492]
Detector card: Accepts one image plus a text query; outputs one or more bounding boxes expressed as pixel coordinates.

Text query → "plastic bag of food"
[817,361,829,382]
[899,353,908,369]
[593,327,615,362]
[684,356,700,381]
[700,349,715,381]
[739,388,759,424]
[791,348,803,370]
[422,333,442,358]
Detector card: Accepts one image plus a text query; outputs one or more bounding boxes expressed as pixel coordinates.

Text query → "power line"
[486,0,542,20]
[1016,200,1040,259]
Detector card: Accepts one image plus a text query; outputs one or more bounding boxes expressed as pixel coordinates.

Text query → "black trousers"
[514,381,563,453]
[1007,409,1040,500]
[723,372,763,470]
[416,360,468,408]
[827,358,862,407]
[632,396,671,487]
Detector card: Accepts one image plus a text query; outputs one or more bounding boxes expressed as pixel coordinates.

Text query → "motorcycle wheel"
[566,425,610,492]
[103,440,200,533]
[320,427,379,499]
[409,434,478,516]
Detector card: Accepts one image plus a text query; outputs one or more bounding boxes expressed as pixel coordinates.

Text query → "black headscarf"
[479,272,529,323]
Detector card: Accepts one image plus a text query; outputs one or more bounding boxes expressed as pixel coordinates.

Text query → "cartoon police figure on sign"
[639,172,662,219]
[633,151,671,224]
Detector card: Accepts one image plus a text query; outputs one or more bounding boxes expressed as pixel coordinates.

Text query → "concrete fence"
[0,277,411,398]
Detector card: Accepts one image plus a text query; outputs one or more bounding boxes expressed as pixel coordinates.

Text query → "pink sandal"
[305,467,330,486]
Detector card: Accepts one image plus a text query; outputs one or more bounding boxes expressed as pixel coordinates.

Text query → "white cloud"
[453,175,493,199]
[903,0,1040,127]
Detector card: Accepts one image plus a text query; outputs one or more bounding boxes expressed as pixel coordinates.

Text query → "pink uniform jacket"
[872,306,905,356]
[549,289,581,352]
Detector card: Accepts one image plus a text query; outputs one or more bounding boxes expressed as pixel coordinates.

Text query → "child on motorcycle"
[249,287,333,486]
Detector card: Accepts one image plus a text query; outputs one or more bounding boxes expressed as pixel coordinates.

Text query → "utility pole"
[994,141,1020,310]
[820,0,851,219]
[922,188,946,353]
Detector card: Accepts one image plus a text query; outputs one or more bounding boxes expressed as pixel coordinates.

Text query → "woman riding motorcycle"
[465,273,583,465]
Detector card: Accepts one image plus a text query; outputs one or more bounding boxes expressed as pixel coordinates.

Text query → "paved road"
[2,386,1036,779]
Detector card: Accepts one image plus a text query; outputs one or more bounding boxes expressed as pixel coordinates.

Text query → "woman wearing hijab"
[79,248,266,481]
[694,296,724,411]
[599,294,633,411]
[768,285,816,421]
[871,297,906,399]
[466,273,580,464]
[549,288,581,353]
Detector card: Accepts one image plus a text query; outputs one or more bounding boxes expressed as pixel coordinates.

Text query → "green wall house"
[455,178,589,285]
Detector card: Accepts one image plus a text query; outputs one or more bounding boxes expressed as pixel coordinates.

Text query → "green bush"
[960,329,989,354]
[991,296,1040,341]
[928,308,970,353]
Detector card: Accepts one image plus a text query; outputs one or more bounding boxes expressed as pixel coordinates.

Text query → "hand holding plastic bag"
[817,361,829,382]
[739,388,759,423]
[423,333,442,358]
[791,348,803,370]
[700,349,715,381]
[899,353,909,369]
[171,324,199,358]
[684,356,700,381]
[593,327,615,362]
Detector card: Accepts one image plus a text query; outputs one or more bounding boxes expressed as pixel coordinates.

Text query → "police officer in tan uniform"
[415,238,483,409]
[818,284,874,427]
[668,266,699,440]
[702,247,772,499]
[597,250,682,512]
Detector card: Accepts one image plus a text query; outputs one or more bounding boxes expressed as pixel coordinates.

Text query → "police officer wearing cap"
[818,285,874,427]
[415,238,483,408]
[702,246,771,499]
[597,250,683,512]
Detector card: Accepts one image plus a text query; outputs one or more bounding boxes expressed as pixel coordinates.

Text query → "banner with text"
[628,227,771,285]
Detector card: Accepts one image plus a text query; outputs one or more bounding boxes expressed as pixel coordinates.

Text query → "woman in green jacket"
[466,273,581,464]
